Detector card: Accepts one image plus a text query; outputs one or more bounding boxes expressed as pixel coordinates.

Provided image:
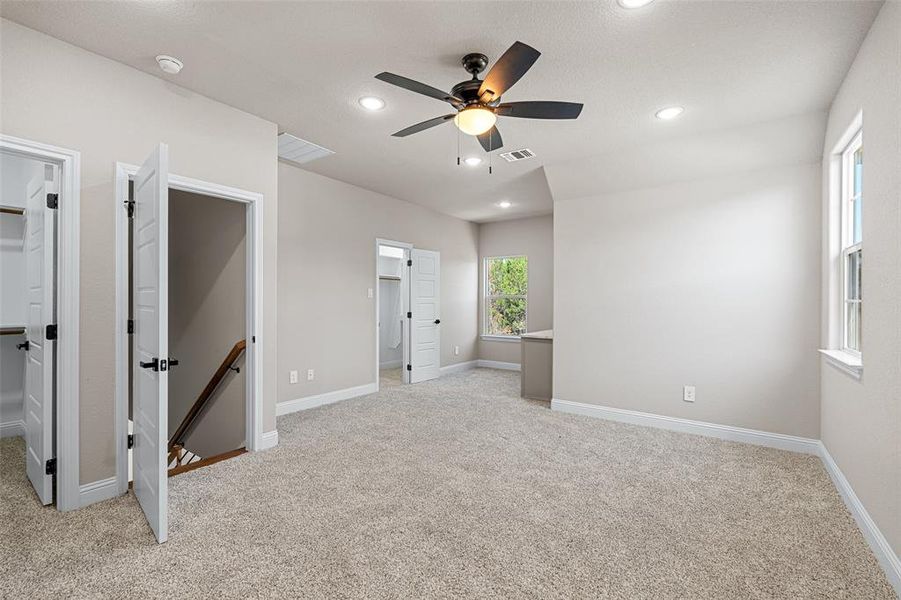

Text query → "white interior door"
[409,248,440,383]
[132,144,169,543]
[23,172,55,505]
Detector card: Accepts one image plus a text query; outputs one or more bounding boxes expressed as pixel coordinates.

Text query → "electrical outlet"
[683,385,696,403]
[307,369,315,381]
[454,345,460,356]
[289,370,298,384]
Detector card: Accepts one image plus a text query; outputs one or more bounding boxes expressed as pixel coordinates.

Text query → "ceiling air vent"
[277,132,335,165]
[499,148,536,163]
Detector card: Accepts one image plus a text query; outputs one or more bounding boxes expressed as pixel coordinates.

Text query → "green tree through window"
[485,256,527,336]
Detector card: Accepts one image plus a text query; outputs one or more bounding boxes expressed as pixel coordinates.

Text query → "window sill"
[481,335,521,343]
[818,349,863,380]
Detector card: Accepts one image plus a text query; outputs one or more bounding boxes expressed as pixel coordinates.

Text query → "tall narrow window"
[484,256,528,337]
[841,132,862,354]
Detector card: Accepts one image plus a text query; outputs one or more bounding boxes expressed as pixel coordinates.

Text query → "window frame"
[840,130,862,358]
[482,255,528,340]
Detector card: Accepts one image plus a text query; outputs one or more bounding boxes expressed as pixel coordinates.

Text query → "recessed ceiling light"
[464,157,482,167]
[498,200,512,209]
[655,106,684,120]
[358,96,385,111]
[155,55,183,75]
[618,0,656,8]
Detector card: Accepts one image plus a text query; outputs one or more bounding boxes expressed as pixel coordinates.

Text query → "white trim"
[477,359,521,372]
[0,135,81,512]
[818,349,863,380]
[114,162,265,497]
[375,238,413,390]
[440,360,478,375]
[0,420,26,438]
[819,442,901,594]
[259,430,279,451]
[550,398,820,455]
[79,476,119,508]
[480,335,521,343]
[277,383,378,417]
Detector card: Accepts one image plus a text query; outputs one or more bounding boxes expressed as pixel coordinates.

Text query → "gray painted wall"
[819,1,900,556]
[277,163,479,404]
[168,190,246,458]
[478,215,554,364]
[553,162,823,438]
[0,19,279,484]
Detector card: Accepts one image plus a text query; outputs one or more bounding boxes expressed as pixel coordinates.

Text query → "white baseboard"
[819,442,901,594]
[477,359,521,371]
[440,360,478,375]
[260,429,279,450]
[0,419,25,438]
[79,476,119,508]
[550,398,820,455]
[277,382,378,417]
[379,359,402,370]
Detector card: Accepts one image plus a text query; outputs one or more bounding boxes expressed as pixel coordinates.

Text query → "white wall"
[552,160,823,438]
[378,279,403,368]
[278,163,479,404]
[478,215,554,364]
[0,19,279,484]
[819,1,900,558]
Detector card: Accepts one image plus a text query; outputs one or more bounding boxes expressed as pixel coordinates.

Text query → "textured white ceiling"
[0,1,881,222]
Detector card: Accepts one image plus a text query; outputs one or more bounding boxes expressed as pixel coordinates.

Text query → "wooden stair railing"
[167,339,246,458]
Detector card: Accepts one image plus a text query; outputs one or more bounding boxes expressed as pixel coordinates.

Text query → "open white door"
[132,144,169,543]
[409,248,440,383]
[23,173,55,505]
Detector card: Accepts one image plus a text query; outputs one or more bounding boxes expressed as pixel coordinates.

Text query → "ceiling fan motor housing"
[451,79,492,106]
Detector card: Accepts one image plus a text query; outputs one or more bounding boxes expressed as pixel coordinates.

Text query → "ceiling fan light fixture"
[454,106,497,136]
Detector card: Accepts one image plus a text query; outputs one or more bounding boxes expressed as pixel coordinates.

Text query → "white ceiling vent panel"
[278,132,335,165]
[499,148,535,163]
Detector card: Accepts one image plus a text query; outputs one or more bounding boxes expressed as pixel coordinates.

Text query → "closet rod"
[378,275,401,281]
[0,206,25,216]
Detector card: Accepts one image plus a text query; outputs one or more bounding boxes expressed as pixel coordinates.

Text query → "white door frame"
[114,162,264,495]
[374,238,412,389]
[0,134,81,512]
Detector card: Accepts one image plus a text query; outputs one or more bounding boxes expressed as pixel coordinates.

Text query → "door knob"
[16,340,30,351]
[168,358,179,368]
[434,319,441,325]
[139,358,159,371]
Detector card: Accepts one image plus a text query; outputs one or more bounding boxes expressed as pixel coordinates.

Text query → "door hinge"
[45,324,58,340]
[407,311,412,319]
[407,259,412,267]
[252,335,256,343]
[406,364,412,371]
[46,193,59,209]
[127,434,134,449]
[45,458,57,476]
[127,319,134,335]
[124,199,135,219]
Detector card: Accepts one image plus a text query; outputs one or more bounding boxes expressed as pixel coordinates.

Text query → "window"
[840,131,862,355]
[484,256,527,337]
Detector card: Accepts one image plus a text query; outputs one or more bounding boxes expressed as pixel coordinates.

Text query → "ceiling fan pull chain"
[456,125,461,166]
[489,129,493,175]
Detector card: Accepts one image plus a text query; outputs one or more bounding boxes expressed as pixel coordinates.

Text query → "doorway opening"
[376,241,410,390]
[0,136,80,512]
[115,145,263,543]
[375,239,442,390]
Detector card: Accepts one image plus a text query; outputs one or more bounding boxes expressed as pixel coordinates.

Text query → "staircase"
[167,339,248,477]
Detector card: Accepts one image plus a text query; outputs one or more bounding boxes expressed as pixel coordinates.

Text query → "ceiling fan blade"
[375,72,463,106]
[392,114,456,137]
[477,126,503,152]
[478,41,541,103]
[496,101,583,119]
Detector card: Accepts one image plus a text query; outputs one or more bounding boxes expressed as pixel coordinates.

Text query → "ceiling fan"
[375,41,583,153]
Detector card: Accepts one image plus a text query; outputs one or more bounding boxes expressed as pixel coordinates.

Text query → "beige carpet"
[0,369,894,599]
